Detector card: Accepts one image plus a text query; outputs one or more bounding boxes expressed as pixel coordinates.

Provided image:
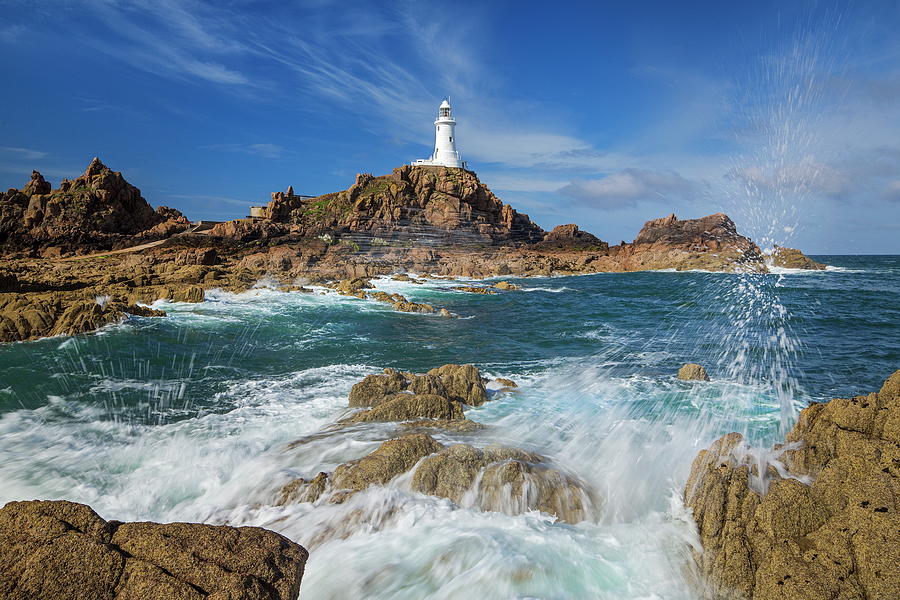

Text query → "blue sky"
[1,0,898,253]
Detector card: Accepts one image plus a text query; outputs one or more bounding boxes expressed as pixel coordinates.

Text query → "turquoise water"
[1,255,898,599]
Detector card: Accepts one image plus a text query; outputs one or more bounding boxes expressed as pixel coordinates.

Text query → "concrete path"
[58,224,206,262]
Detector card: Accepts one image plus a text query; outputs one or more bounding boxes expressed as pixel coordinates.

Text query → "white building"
[412,99,465,169]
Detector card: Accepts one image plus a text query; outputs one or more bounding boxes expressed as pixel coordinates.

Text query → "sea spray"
[0,263,897,598]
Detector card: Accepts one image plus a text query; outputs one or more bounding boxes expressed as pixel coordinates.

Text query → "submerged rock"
[277,434,596,524]
[451,286,497,295]
[411,443,597,524]
[0,499,308,600]
[677,363,710,381]
[684,369,900,600]
[331,433,443,494]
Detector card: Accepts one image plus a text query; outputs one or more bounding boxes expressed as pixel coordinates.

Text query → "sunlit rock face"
[684,370,900,600]
[262,165,546,245]
[0,499,308,600]
[0,158,188,251]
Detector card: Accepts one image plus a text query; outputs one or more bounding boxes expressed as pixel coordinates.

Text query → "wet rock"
[493,281,519,290]
[164,285,205,303]
[277,435,445,506]
[391,299,435,314]
[332,277,373,294]
[122,304,166,318]
[426,364,489,406]
[277,472,330,505]
[411,444,596,524]
[0,499,308,600]
[451,286,497,295]
[331,433,443,493]
[438,308,453,318]
[398,419,486,433]
[347,364,490,410]
[684,370,900,600]
[345,393,466,423]
[494,378,518,388]
[677,363,710,381]
[0,294,123,343]
[348,368,408,408]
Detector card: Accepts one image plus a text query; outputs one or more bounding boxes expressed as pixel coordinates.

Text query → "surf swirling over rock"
[684,369,900,600]
[0,499,308,600]
[276,364,598,525]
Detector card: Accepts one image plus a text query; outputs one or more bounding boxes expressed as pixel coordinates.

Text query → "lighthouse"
[412,99,465,169]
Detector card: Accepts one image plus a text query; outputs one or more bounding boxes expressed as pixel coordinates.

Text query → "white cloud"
[560,169,707,209]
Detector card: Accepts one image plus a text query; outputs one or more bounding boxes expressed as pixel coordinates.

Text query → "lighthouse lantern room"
[412,99,465,169]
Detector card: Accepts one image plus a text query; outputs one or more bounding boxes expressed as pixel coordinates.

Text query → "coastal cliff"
[684,370,900,599]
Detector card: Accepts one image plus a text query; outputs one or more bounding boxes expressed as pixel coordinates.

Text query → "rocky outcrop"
[770,246,826,271]
[344,393,466,423]
[411,443,597,524]
[0,294,165,343]
[277,433,597,524]
[678,363,710,381]
[259,165,545,245]
[601,213,764,272]
[0,499,308,600]
[684,370,900,600]
[348,364,488,409]
[0,159,186,252]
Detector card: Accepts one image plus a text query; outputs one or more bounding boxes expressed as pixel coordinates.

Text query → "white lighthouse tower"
[412,99,465,168]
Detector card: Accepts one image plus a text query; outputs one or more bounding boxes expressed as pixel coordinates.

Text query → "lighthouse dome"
[439,99,451,108]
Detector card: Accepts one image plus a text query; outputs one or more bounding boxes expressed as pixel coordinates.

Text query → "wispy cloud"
[203,143,287,159]
[0,147,48,160]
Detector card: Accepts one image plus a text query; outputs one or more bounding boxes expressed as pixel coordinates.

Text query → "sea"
[1,255,897,599]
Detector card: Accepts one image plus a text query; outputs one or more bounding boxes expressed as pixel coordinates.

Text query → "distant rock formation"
[534,223,608,250]
[0,499,308,600]
[0,158,188,252]
[684,370,900,600]
[602,213,764,272]
[771,245,826,270]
